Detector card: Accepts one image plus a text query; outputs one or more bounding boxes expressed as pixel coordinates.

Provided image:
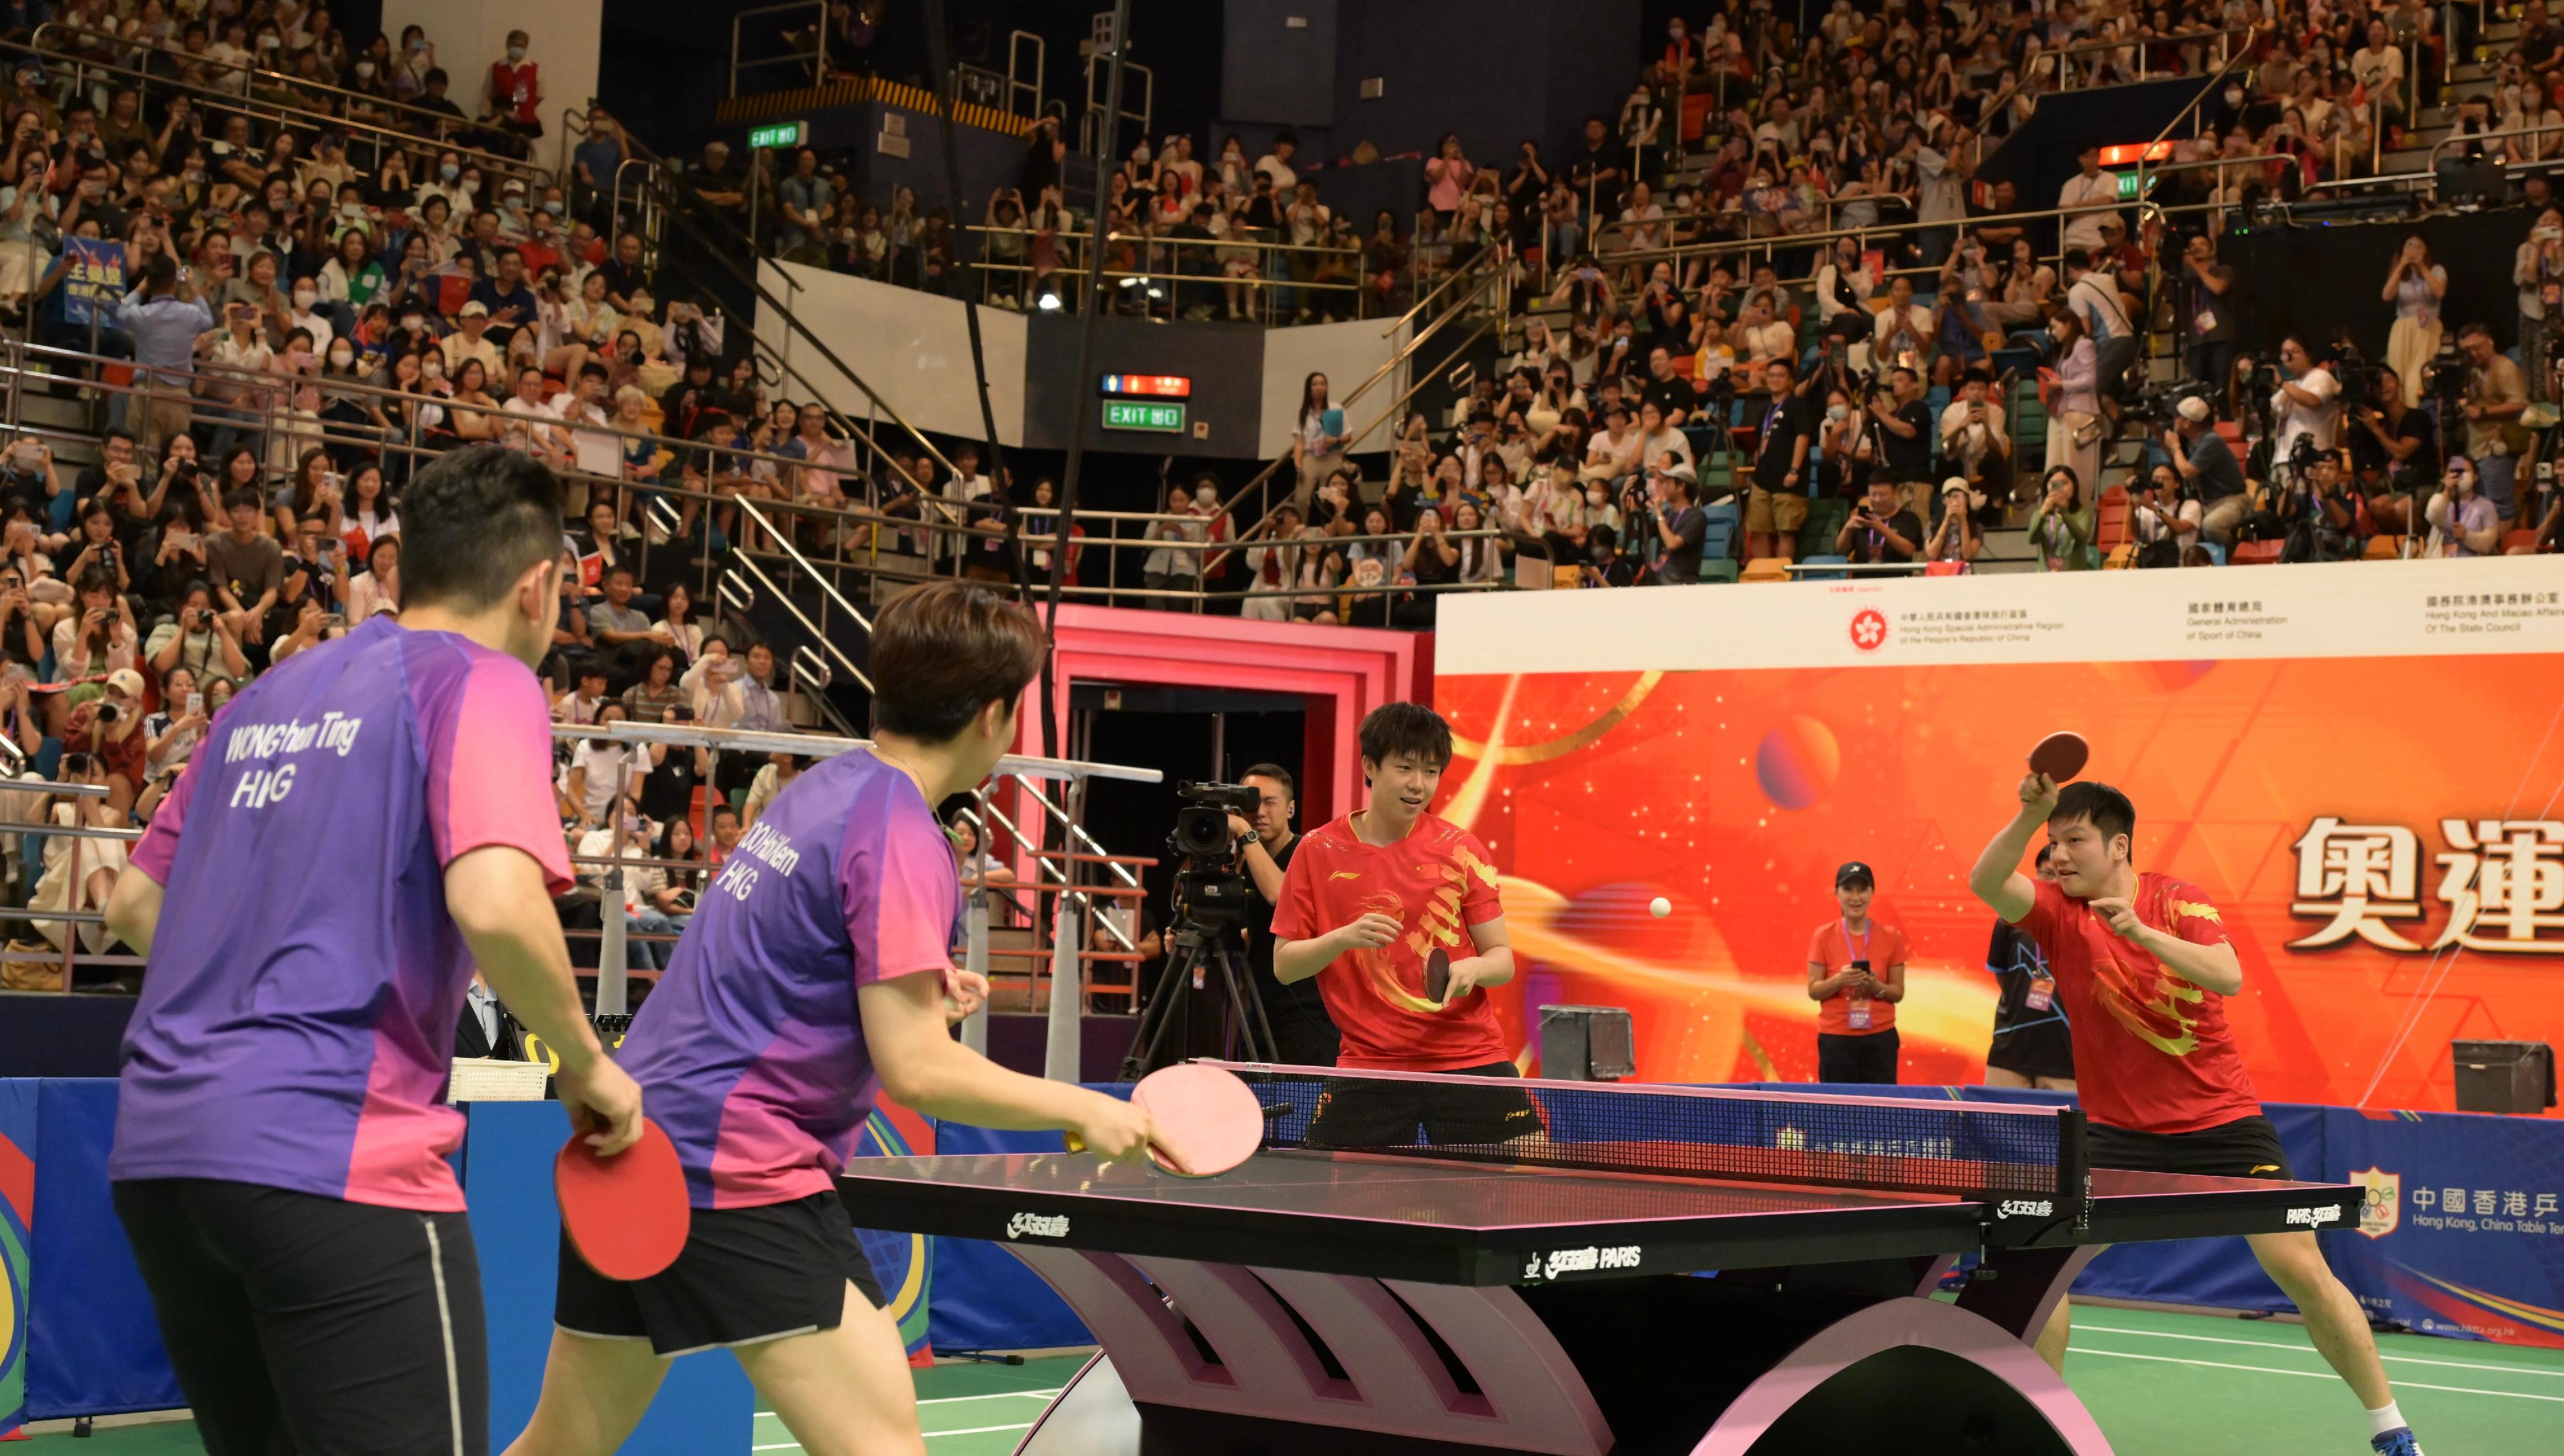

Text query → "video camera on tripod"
[1124,781,1278,1078]
[1166,781,1261,932]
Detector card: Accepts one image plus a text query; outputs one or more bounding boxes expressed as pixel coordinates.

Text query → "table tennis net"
[1227,1066,2086,1202]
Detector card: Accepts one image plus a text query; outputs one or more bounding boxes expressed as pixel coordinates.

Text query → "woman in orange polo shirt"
[1805,860,1908,1083]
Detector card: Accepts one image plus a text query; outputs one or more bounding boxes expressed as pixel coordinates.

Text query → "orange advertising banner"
[1433,561,2564,1113]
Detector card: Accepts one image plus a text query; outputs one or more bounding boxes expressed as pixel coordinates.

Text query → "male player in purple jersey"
[104,446,644,1456]
[506,583,1152,1456]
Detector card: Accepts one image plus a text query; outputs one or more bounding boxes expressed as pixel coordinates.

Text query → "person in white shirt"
[558,709,649,830]
[1634,400,1692,468]
[1872,275,1935,372]
[2353,22,2407,126]
[499,364,570,463]
[2056,143,2122,254]
[2269,336,2342,465]
[1938,374,2013,493]
[562,366,621,480]
[1617,179,1667,252]
[1813,236,1877,344]
[1254,131,1299,195]
[2063,252,2136,403]
[1580,403,1643,481]
[1736,293,1796,368]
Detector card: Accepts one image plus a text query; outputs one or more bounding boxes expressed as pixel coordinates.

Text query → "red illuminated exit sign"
[2097,142,2174,167]
[1101,373,1193,398]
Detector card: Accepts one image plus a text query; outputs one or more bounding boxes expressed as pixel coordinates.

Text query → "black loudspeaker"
[1538,1005,1636,1082]
[2451,1040,2556,1115]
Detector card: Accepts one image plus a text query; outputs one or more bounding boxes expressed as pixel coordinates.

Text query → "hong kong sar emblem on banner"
[2351,1167,2401,1240]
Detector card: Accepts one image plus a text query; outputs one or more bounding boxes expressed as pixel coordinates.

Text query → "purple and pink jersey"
[111,616,571,1212]
[616,749,961,1209]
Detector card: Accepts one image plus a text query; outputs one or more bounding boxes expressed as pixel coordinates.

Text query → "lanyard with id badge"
[1841,918,1875,1030]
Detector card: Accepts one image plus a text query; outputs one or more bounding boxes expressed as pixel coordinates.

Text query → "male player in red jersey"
[1970,775,2422,1456]
[1270,701,1528,1144]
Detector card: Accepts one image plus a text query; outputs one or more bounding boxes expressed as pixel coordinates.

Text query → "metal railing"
[958,224,1374,323]
[730,1,831,99]
[555,718,1159,1075]
[17,26,546,186]
[0,777,140,993]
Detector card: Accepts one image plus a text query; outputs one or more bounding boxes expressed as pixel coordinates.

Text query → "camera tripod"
[1120,919,1278,1080]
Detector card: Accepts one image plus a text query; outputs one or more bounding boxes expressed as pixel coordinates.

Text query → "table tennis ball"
[1649,896,1672,919]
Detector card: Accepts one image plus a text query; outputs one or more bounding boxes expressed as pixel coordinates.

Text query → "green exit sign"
[748,121,807,150]
[2115,172,2146,201]
[1104,400,1186,433]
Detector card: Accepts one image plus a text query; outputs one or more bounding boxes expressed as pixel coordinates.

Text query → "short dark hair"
[869,581,1046,742]
[1357,701,1452,777]
[222,486,262,512]
[2049,781,2136,859]
[710,802,740,824]
[1241,762,1295,800]
[2061,247,2092,273]
[399,445,567,612]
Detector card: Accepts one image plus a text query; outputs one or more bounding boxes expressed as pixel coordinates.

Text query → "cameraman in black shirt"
[1233,761,1337,1065]
[2347,365,2440,536]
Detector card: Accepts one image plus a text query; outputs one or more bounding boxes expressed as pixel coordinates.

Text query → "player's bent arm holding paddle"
[506,584,1149,1456]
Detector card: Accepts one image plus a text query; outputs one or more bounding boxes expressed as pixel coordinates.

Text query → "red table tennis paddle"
[1424,947,1454,1005]
[1068,1063,1265,1177]
[2028,731,2090,784]
[555,1117,690,1281]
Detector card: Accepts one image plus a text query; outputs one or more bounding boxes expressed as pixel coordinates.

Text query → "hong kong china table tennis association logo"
[1848,608,1890,653]
[2351,1167,2401,1240]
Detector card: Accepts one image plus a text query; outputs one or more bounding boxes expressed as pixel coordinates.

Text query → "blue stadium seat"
[1798,553,1851,580]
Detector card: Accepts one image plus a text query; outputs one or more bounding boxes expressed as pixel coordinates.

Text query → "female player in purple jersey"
[506,584,1152,1456]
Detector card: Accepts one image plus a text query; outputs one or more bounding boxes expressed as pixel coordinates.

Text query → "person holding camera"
[1924,479,1984,567]
[2380,236,2448,408]
[1835,477,1920,566]
[2456,321,2531,522]
[2268,336,2343,470]
[2281,451,2364,563]
[1938,369,2011,505]
[2423,457,2505,557]
[2348,365,2439,536]
[1227,763,1335,1066]
[2129,465,2203,567]
[2165,395,2250,543]
[1807,861,1906,1084]
[2177,234,2238,410]
[1641,460,1708,583]
[1865,366,1935,504]
[2514,209,2564,402]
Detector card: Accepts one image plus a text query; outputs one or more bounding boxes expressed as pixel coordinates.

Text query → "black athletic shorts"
[2088,1114,2294,1181]
[1985,1019,2076,1082]
[555,1189,885,1356]
[112,1177,488,1456]
[1301,1059,1540,1149]
[1265,1009,1342,1068]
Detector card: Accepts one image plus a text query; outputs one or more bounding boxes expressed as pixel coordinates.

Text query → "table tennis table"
[836,1064,2365,1456]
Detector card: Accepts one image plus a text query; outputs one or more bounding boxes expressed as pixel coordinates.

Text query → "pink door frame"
[1024,605,1433,826]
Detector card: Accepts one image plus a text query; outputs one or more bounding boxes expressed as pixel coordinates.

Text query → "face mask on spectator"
[294,286,317,308]
[329,347,353,367]
[421,359,444,379]
[355,60,375,78]
[508,45,528,62]
[440,163,460,182]
[543,200,563,216]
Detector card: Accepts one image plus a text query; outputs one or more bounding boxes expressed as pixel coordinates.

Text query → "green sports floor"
[31,1303,2564,1454]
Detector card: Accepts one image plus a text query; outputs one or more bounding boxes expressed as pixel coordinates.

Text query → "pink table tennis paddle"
[1069,1063,1266,1177]
[2028,731,2090,784]
[556,1117,690,1280]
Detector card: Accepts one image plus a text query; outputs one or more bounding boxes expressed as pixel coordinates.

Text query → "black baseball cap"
[1835,861,1876,889]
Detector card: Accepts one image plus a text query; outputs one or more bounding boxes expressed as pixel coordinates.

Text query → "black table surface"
[836,1148,2366,1286]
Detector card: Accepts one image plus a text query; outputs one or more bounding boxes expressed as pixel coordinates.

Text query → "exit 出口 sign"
[748,121,807,150]
[1103,401,1185,432]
